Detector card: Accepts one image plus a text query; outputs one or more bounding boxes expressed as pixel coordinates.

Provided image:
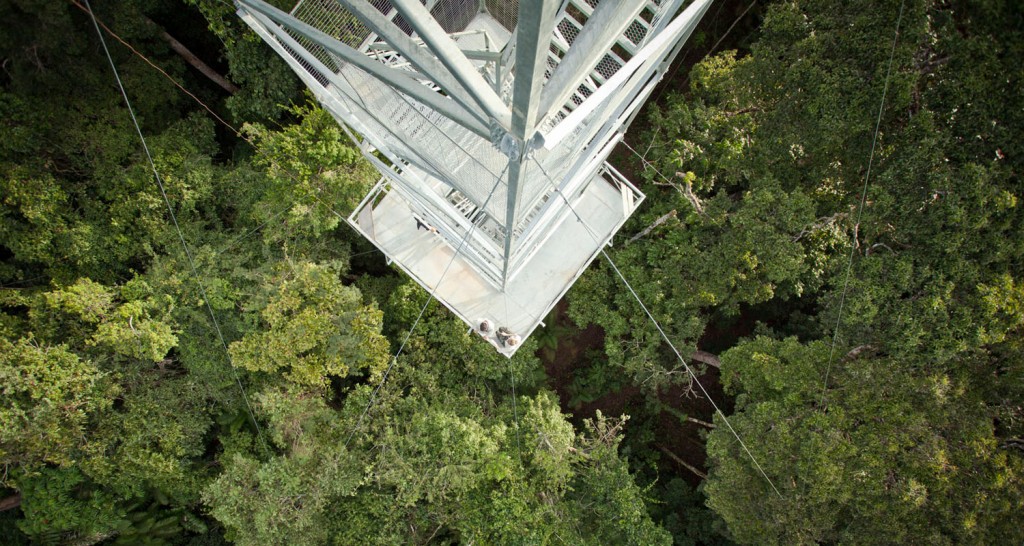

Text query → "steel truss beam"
[537,1,648,126]
[500,0,562,286]
[237,0,492,139]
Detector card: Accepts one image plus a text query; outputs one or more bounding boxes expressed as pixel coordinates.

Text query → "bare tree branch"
[673,172,706,215]
[144,17,239,94]
[626,210,677,246]
[0,493,21,512]
[690,350,721,369]
[1000,438,1023,452]
[657,445,707,480]
[793,212,847,242]
[841,344,877,363]
[724,106,761,117]
[653,172,706,216]
[687,416,716,429]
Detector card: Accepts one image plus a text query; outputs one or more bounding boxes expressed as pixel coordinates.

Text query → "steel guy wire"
[71,0,239,139]
[530,156,783,498]
[77,10,384,301]
[501,288,522,461]
[819,0,906,410]
[343,163,510,449]
[84,0,269,454]
[83,4,509,455]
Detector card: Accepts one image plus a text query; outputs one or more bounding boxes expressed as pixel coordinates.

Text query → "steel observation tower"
[236,0,712,355]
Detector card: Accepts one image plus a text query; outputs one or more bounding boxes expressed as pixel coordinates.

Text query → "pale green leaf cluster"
[229,261,389,388]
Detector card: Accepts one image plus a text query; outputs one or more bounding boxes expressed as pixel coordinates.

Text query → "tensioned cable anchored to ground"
[344,166,511,449]
[83,0,269,453]
[530,156,783,498]
[819,0,906,411]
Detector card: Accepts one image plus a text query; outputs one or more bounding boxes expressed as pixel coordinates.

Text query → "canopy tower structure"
[236,0,712,355]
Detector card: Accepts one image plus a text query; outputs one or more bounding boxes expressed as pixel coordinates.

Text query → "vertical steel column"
[500,0,560,287]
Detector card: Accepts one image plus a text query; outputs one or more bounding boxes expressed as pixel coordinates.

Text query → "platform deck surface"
[363,173,625,356]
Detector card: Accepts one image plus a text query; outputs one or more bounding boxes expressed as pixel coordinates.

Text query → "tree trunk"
[657,445,707,480]
[1002,438,1024,452]
[145,17,239,94]
[0,492,21,512]
[626,210,677,245]
[690,350,721,369]
[67,1,240,94]
[687,416,716,429]
[655,172,707,216]
[841,344,877,362]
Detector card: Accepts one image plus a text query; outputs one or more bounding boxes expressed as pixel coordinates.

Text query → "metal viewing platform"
[237,0,712,355]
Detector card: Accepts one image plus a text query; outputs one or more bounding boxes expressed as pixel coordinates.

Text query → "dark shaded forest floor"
[538,302,726,486]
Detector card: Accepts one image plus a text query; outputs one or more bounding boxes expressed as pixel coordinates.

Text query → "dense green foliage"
[1,0,1021,544]
[567,0,1023,543]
